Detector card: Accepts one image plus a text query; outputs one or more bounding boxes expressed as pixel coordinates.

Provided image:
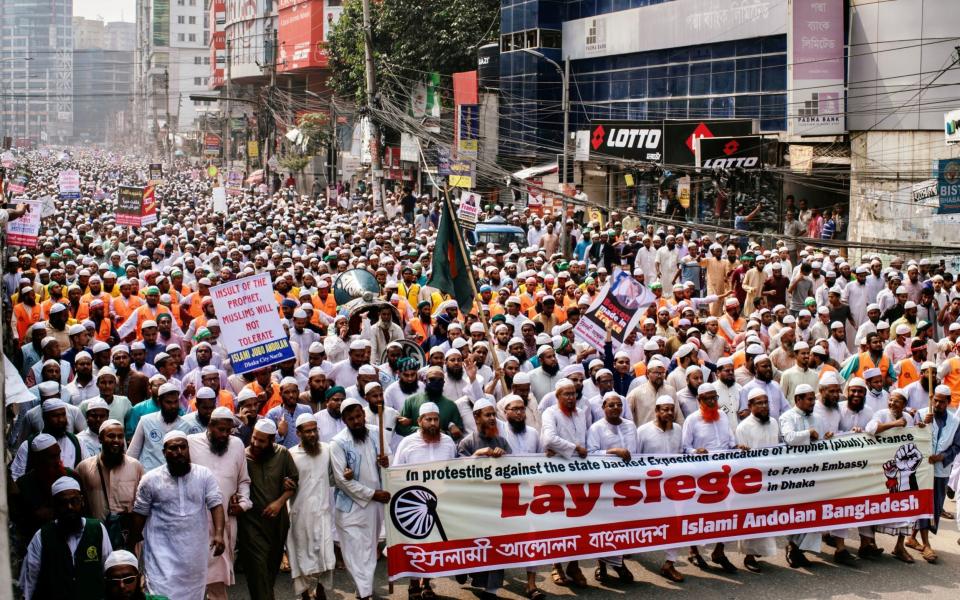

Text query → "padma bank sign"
[385,429,933,579]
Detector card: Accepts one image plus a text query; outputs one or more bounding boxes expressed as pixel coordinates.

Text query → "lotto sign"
[385,429,933,579]
[210,273,296,373]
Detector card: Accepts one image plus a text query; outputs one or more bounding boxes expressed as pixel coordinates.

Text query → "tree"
[327,0,500,102]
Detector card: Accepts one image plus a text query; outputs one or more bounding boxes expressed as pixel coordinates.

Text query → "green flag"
[428,199,475,314]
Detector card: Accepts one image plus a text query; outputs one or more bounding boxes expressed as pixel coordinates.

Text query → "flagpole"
[441,186,509,395]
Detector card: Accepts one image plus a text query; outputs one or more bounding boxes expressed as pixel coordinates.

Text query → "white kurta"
[839,402,874,432]
[636,421,682,454]
[133,463,223,600]
[497,420,544,455]
[540,405,589,459]
[316,409,346,443]
[394,431,458,465]
[187,432,251,587]
[681,411,736,453]
[778,407,827,551]
[287,444,336,596]
[735,415,780,556]
[586,419,639,454]
[365,406,400,455]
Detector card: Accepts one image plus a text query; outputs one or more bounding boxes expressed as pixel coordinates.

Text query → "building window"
[194,77,202,86]
[203,56,210,64]
[189,16,196,24]
[177,0,184,4]
[194,56,202,64]
[188,33,196,42]
[177,16,184,24]
[178,33,185,42]
[189,0,196,5]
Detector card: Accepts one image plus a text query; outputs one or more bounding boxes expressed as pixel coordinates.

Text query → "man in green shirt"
[396,365,464,440]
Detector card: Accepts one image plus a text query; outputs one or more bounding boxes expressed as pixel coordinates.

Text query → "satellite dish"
[333,268,381,306]
[390,485,447,541]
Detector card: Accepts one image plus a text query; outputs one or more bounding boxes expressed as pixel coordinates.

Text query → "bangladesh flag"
[428,199,475,314]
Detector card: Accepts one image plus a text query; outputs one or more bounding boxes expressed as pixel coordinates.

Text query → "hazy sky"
[74,0,136,23]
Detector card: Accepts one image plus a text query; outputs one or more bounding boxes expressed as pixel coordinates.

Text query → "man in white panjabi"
[779,384,836,567]
[187,407,251,600]
[636,396,685,583]
[393,401,459,600]
[288,413,336,599]
[735,387,780,571]
[331,398,390,600]
[132,430,225,600]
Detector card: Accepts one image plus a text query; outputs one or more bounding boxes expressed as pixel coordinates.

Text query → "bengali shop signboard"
[211,273,295,373]
[385,429,933,579]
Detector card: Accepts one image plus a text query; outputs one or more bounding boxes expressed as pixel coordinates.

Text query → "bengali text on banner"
[385,429,933,579]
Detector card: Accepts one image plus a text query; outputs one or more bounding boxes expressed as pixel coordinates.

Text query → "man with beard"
[127,383,199,470]
[738,354,790,421]
[587,392,637,583]
[840,377,874,432]
[442,348,483,403]
[300,366,330,412]
[681,383,742,573]
[676,365,706,418]
[627,358,682,427]
[102,549,151,600]
[730,387,780,571]
[368,306,404,365]
[132,430,225,599]
[331,399,391,600]
[316,386,347,442]
[188,406,251,600]
[239,419,299,599]
[81,367,132,425]
[498,394,544,455]
[296,342,333,382]
[45,302,72,348]
[19,476,112,599]
[125,373,167,440]
[779,385,834,566]
[111,345,150,406]
[66,351,98,405]
[397,365,464,439]
[896,339,928,389]
[385,357,423,413]
[911,386,960,563]
[75,419,144,538]
[288,414,336,600]
[529,346,562,402]
[712,357,741,434]
[11,398,84,480]
[345,364,379,406]
[813,372,844,432]
[328,339,370,391]
[395,401,458,598]
[266,377,314,448]
[364,382,400,456]
[77,398,110,458]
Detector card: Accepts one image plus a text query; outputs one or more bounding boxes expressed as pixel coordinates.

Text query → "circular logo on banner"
[389,485,447,541]
[207,165,219,178]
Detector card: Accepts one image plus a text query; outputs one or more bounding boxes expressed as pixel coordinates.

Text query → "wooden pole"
[928,367,935,413]
[441,186,509,395]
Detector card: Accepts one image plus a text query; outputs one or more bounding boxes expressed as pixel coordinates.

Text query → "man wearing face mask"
[19,476,113,599]
[396,365,464,440]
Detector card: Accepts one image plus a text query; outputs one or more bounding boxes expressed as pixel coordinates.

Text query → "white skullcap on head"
[210,406,236,422]
[279,376,300,388]
[655,395,674,407]
[746,344,764,355]
[501,394,524,407]
[697,382,715,395]
[444,348,462,359]
[364,381,382,394]
[358,364,378,376]
[99,418,123,434]
[753,353,770,364]
[348,339,369,351]
[51,476,81,496]
[847,377,867,389]
[85,398,110,413]
[31,433,57,452]
[512,372,530,385]
[647,357,666,370]
[194,387,216,400]
[595,368,613,378]
[555,377,575,390]
[643,339,659,351]
[537,344,553,357]
[716,356,734,368]
[42,399,67,413]
[793,341,809,351]
[684,364,700,376]
[103,550,139,573]
[75,351,92,362]
[340,398,363,414]
[863,368,881,380]
[253,419,278,435]
[820,371,843,386]
[418,401,440,417]
[162,430,188,444]
[236,388,258,405]
[935,384,953,397]
[795,384,815,396]
[200,365,219,376]
[473,397,495,412]
[309,341,325,353]
[295,413,317,428]
[158,382,180,396]
[38,381,60,396]
[559,364,582,378]
[308,366,325,378]
[747,387,767,401]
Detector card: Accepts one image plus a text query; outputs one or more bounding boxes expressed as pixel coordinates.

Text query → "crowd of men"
[4,148,960,600]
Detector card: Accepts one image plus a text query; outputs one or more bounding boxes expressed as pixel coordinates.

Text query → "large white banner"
[385,429,933,579]
[210,274,295,374]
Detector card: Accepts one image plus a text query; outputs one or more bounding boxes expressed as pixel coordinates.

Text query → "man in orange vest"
[840,331,894,386]
[117,286,182,341]
[312,280,337,319]
[87,298,118,344]
[13,284,42,341]
[718,297,745,345]
[110,278,144,327]
[936,352,960,408]
[896,340,928,389]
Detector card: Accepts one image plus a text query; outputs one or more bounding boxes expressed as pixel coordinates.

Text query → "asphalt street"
[231,500,960,599]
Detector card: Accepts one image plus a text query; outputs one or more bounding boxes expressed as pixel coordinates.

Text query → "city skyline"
[74,0,135,23]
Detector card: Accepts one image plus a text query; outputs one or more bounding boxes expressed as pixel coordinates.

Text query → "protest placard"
[574,269,653,348]
[6,199,43,247]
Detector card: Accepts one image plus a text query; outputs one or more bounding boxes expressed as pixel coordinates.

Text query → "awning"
[512,162,558,181]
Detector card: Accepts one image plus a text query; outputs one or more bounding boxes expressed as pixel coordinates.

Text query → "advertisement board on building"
[937,159,960,214]
[457,105,480,158]
[204,133,222,157]
[562,0,787,61]
[696,136,766,170]
[946,109,960,145]
[278,0,328,72]
[663,120,754,167]
[585,121,662,162]
[788,0,845,136]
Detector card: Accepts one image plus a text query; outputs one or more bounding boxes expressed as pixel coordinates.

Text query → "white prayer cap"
[795,384,815,395]
[165,343,180,353]
[67,324,86,336]
[253,419,278,435]
[236,388,258,406]
[279,376,300,388]
[42,399,67,413]
[340,398,363,414]
[747,387,767,401]
[867,303,880,312]
[51,476,81,496]
[512,372,531,385]
[647,358,666,370]
[473,397,495,412]
[555,378,575,391]
[196,387,217,400]
[418,401,440,417]
[904,301,917,310]
[588,358,605,370]
[348,339,370,351]
[74,350,92,363]
[32,433,58,452]
[746,344,764,355]
[141,320,157,329]
[158,382,180,397]
[48,303,67,314]
[295,412,317,428]
[613,350,631,361]
[364,381,382,394]
[716,356,734,368]
[85,398,110,413]
[643,339,659,351]
[308,366,326,378]
[200,365,219,376]
[444,348,462,359]
[820,371,843,386]
[684,364,701,377]
[753,353,770,364]
[602,391,622,404]
[470,322,485,334]
[210,406,236,422]
[863,368,882,380]
[536,344,553,357]
[817,306,830,315]
[935,384,952,397]
[798,309,811,318]
[293,309,308,319]
[655,395,674,407]
[830,321,844,330]
[951,322,960,333]
[697,382,715,396]
[447,322,463,332]
[309,341,325,353]
[162,430,188,445]
[921,361,936,371]
[38,381,60,396]
[99,419,123,434]
[895,324,911,335]
[595,368,613,378]
[847,377,867,390]
[675,343,695,359]
[153,352,170,365]
[793,341,809,351]
[103,550,139,573]
[559,364,582,378]
[92,341,111,353]
[40,336,57,349]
